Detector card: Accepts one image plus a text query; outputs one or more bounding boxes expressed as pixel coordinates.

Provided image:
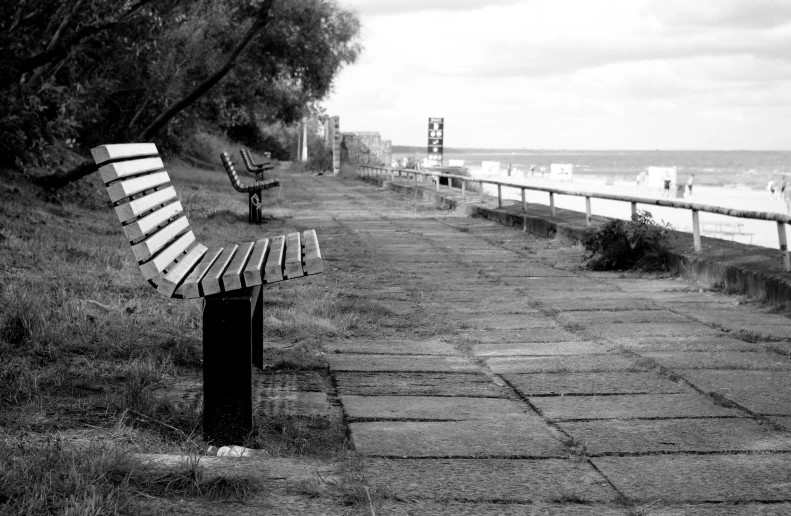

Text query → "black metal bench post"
[248,190,262,224]
[202,285,262,444]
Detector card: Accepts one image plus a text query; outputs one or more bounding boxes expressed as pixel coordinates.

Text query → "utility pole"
[301,120,308,162]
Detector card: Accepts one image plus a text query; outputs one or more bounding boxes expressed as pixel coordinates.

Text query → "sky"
[322,0,791,150]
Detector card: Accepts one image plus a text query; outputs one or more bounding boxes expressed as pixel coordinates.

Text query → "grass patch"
[0,439,262,514]
[246,414,347,458]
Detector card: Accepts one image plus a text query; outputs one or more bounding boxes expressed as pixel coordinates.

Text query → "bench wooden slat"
[222,241,255,291]
[115,186,177,223]
[201,245,238,295]
[178,247,224,299]
[139,231,195,280]
[302,229,323,275]
[158,243,208,297]
[107,171,170,203]
[242,238,270,287]
[91,143,159,165]
[264,235,285,283]
[123,201,183,241]
[131,215,189,262]
[284,232,304,279]
[99,157,165,184]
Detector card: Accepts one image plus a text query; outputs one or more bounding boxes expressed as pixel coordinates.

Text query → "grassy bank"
[0,151,393,512]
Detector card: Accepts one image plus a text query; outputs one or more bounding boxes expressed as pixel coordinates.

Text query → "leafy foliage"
[582,210,673,271]
[0,0,361,172]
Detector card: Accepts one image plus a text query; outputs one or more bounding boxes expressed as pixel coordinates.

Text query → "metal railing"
[357,164,791,272]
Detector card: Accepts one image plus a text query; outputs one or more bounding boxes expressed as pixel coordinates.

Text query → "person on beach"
[768,179,777,199]
[684,174,694,198]
[662,172,671,198]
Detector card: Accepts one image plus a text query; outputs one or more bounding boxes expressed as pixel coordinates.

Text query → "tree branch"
[136,0,274,141]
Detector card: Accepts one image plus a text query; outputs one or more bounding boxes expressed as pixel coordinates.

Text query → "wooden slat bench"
[240,148,274,182]
[220,152,280,224]
[91,143,323,444]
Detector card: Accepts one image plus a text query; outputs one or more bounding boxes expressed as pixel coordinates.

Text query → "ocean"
[392,149,791,190]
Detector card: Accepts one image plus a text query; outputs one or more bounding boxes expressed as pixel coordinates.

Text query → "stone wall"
[340,131,392,167]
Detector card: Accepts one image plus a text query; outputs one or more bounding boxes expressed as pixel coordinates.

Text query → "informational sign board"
[550,163,574,182]
[647,166,677,190]
[481,161,501,176]
[427,117,444,167]
[448,159,465,167]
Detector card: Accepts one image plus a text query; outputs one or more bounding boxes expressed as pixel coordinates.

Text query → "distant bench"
[240,148,273,181]
[701,222,754,244]
[91,143,323,443]
[220,152,279,224]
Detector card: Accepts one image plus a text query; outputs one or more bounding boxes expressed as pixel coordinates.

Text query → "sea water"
[395,149,791,190]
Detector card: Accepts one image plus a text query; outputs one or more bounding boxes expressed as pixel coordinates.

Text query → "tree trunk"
[39,0,275,190]
[136,0,273,141]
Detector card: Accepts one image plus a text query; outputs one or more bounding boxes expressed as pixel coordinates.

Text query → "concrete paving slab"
[504,372,687,396]
[541,298,659,311]
[683,310,791,328]
[382,501,625,515]
[342,395,528,421]
[334,372,503,397]
[621,336,761,352]
[488,355,646,374]
[681,370,791,415]
[481,267,579,277]
[501,277,620,290]
[255,391,333,418]
[350,418,566,458]
[460,315,558,330]
[592,454,791,502]
[643,351,791,370]
[530,394,741,421]
[731,324,791,340]
[647,504,791,516]
[587,322,725,341]
[325,339,458,355]
[556,310,688,325]
[473,341,608,357]
[364,458,615,501]
[328,354,480,373]
[768,416,791,430]
[560,418,791,455]
[462,328,580,344]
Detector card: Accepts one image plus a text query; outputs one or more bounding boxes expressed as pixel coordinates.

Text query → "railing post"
[631,202,637,218]
[585,197,592,226]
[692,210,701,252]
[436,175,440,192]
[448,176,453,192]
[550,192,556,217]
[778,221,790,272]
[498,184,502,208]
[521,188,526,212]
[462,180,466,200]
[480,182,484,202]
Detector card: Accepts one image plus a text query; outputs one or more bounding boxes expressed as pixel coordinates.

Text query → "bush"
[305,143,333,173]
[582,210,672,271]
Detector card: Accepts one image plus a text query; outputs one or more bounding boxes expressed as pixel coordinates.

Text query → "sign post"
[427,117,444,167]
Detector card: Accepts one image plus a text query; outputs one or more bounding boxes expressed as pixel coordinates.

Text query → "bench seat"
[221,152,279,193]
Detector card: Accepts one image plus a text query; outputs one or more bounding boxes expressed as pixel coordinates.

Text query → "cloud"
[348,0,527,16]
[647,0,791,30]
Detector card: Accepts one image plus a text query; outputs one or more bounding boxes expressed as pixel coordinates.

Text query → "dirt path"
[149,170,791,514]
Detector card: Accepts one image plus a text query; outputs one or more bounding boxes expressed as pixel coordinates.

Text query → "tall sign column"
[427,117,444,167]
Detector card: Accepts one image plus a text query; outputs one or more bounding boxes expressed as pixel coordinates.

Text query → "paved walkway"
[177,171,791,515]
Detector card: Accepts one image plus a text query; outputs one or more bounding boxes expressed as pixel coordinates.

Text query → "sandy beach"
[466,165,787,250]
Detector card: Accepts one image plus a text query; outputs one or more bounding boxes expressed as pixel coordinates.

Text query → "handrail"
[357,164,791,272]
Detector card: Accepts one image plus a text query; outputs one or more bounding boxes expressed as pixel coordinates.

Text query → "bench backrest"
[91,143,205,287]
[240,148,273,171]
[220,152,246,192]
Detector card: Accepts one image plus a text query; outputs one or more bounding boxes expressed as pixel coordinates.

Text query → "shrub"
[582,210,672,271]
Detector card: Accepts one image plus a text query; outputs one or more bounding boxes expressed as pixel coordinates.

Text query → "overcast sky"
[322,0,791,150]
